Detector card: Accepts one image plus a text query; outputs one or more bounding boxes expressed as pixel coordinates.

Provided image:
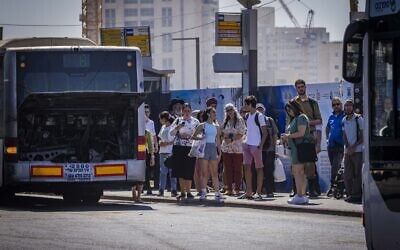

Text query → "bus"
[0,37,148,203]
[342,0,400,248]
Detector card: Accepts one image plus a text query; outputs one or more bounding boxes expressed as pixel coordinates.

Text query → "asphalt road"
[0,194,366,250]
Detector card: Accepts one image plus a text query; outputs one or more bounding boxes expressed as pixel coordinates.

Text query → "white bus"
[0,37,148,203]
[342,1,400,248]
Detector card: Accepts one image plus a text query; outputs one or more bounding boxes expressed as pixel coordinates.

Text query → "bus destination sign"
[370,0,400,17]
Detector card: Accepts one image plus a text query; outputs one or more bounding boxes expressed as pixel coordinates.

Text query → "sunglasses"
[332,103,341,107]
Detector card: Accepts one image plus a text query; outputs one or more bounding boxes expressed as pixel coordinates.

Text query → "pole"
[195,37,200,89]
[242,8,258,97]
[172,37,200,89]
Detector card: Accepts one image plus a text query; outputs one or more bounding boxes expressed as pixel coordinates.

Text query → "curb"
[101,195,363,218]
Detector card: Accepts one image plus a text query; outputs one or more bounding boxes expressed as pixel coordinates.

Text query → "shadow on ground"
[0,194,154,213]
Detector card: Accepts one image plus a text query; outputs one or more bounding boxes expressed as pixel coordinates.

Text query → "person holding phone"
[170,103,200,200]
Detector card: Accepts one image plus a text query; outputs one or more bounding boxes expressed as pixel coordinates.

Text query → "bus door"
[367,34,400,248]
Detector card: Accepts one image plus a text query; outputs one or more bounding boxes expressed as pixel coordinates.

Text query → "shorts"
[242,143,264,169]
[203,143,218,161]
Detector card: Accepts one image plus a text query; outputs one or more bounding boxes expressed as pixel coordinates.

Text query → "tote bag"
[188,139,206,158]
[274,158,286,182]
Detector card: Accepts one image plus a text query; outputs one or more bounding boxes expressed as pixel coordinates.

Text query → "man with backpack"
[241,96,268,200]
[256,103,279,198]
[342,99,363,204]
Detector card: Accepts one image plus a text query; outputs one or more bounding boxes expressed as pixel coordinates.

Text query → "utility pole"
[172,37,200,89]
[238,0,260,97]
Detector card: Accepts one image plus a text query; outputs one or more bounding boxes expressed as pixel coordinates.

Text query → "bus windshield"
[16,50,137,101]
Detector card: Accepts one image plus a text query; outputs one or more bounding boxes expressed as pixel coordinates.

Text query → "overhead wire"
[151,0,297,57]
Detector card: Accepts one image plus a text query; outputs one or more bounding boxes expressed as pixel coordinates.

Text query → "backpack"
[247,112,278,151]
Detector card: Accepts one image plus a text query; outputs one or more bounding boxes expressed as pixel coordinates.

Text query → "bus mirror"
[343,41,362,82]
[342,20,367,83]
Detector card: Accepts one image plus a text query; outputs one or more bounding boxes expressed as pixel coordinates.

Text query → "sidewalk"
[102,190,363,218]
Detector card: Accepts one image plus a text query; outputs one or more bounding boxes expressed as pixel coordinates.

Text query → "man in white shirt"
[144,104,158,195]
[241,96,268,200]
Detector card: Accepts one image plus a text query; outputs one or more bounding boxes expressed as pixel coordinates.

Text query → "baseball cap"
[256,103,266,111]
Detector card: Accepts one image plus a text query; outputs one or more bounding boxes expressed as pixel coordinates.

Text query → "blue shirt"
[327,111,345,148]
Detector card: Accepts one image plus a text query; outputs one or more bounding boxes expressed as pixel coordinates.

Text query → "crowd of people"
[137,79,364,205]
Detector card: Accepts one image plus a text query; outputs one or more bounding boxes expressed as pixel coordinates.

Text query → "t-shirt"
[158,125,175,154]
[327,111,345,148]
[145,119,156,136]
[342,114,364,153]
[244,111,266,146]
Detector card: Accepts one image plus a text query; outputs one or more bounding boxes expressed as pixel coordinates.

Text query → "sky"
[0,0,366,41]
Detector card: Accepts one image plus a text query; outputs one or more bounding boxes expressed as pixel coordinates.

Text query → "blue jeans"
[159,153,177,191]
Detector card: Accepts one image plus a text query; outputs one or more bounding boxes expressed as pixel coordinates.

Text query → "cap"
[344,99,354,105]
[206,97,217,106]
[256,103,266,111]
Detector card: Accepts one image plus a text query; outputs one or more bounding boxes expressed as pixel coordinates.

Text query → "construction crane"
[298,0,315,38]
[278,0,300,28]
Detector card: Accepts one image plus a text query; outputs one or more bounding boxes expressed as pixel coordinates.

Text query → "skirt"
[171,145,196,180]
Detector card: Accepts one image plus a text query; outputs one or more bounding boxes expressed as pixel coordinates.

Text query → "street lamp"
[172,37,200,89]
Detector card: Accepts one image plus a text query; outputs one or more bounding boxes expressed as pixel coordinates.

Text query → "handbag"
[164,154,174,169]
[274,158,286,182]
[188,139,206,158]
[296,137,318,163]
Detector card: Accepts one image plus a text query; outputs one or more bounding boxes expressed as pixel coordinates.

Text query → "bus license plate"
[64,163,93,181]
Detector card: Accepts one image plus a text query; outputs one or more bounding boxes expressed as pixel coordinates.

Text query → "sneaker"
[171,190,178,197]
[186,192,195,199]
[237,193,247,199]
[215,192,223,202]
[146,190,153,195]
[326,188,333,197]
[253,193,263,201]
[176,193,186,200]
[287,195,308,205]
[157,189,164,197]
[345,196,362,204]
[266,193,274,198]
[289,191,296,197]
[199,191,207,201]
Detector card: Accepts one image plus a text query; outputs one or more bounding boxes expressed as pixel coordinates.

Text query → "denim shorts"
[203,143,218,161]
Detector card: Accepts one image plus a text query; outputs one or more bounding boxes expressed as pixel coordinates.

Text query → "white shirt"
[145,119,156,136]
[158,125,174,154]
[244,111,266,146]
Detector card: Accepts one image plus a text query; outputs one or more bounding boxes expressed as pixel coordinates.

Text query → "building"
[100,0,218,90]
[257,7,342,85]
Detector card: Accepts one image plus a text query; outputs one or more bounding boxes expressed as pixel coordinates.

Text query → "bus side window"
[0,54,4,137]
